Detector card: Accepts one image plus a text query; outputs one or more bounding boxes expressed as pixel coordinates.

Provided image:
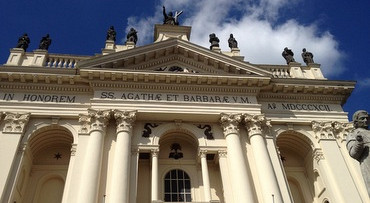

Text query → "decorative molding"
[332,121,354,142]
[113,110,137,133]
[196,124,214,140]
[0,83,91,93]
[218,150,227,158]
[220,113,242,136]
[78,109,111,134]
[311,121,335,140]
[3,112,30,133]
[18,142,28,154]
[243,114,271,137]
[89,80,260,94]
[70,144,77,156]
[313,148,325,162]
[142,123,160,137]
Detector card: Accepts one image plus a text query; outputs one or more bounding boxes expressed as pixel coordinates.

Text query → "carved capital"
[3,112,30,133]
[311,121,335,140]
[151,149,159,157]
[114,110,137,133]
[244,114,271,137]
[313,148,325,162]
[332,121,354,142]
[218,150,227,158]
[199,150,207,158]
[220,113,242,136]
[79,109,111,134]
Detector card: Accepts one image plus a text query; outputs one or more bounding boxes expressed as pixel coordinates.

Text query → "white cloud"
[126,0,345,77]
[358,78,370,89]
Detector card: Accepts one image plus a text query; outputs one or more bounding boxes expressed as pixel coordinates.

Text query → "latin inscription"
[99,91,254,104]
[263,102,341,112]
[1,93,76,103]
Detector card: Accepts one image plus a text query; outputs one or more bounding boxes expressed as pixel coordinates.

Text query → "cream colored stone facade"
[0,25,368,203]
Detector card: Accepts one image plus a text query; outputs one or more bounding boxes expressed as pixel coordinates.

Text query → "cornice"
[81,69,270,89]
[258,93,347,103]
[77,38,272,77]
[0,82,91,93]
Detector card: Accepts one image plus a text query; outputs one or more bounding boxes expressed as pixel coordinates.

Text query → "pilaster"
[151,149,159,202]
[0,112,30,203]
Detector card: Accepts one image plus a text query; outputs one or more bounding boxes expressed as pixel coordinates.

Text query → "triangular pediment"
[78,38,272,77]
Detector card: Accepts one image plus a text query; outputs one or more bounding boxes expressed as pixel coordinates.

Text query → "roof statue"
[282,47,295,64]
[16,33,30,51]
[228,34,238,49]
[301,48,314,65]
[38,34,52,50]
[106,26,116,41]
[209,33,220,50]
[162,6,182,25]
[126,28,138,45]
[346,110,370,196]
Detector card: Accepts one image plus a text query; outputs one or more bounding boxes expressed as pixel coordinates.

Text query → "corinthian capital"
[311,121,335,140]
[79,109,111,133]
[3,112,30,133]
[243,114,271,137]
[220,113,242,136]
[114,110,137,133]
[332,121,354,141]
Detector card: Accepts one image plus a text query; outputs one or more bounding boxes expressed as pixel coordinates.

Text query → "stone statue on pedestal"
[163,6,182,25]
[301,48,314,65]
[209,33,220,50]
[228,34,238,49]
[126,28,138,45]
[282,47,295,64]
[38,34,52,50]
[347,110,370,196]
[16,33,30,51]
[106,26,116,41]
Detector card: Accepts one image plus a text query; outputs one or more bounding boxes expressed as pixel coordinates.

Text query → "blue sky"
[0,0,369,120]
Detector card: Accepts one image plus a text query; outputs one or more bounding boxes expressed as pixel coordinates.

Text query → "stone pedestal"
[5,48,25,66]
[288,62,303,78]
[31,49,48,67]
[154,24,192,42]
[102,40,116,55]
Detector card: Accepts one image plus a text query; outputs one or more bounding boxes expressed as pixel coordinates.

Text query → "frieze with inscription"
[1,93,78,103]
[261,102,342,112]
[97,91,256,104]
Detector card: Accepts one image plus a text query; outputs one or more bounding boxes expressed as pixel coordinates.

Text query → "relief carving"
[114,110,137,133]
[3,112,30,133]
[220,113,242,136]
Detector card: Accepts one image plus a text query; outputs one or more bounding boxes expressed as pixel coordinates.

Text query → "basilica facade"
[0,24,368,203]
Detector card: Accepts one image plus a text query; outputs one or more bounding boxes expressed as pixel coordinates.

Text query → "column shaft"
[245,114,283,203]
[225,133,255,202]
[151,150,159,201]
[200,151,211,202]
[129,149,139,203]
[250,134,283,203]
[110,131,131,203]
[78,130,105,203]
[218,151,233,203]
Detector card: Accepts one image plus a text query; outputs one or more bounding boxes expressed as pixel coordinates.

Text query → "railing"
[45,54,89,68]
[270,67,291,78]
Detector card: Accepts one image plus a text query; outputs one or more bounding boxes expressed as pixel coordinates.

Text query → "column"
[77,109,111,203]
[220,113,255,202]
[0,112,30,202]
[244,114,283,203]
[151,149,159,202]
[218,150,233,203]
[109,110,136,203]
[199,150,211,202]
[129,148,140,203]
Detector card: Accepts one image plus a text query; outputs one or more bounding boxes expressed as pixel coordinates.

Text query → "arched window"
[164,169,191,202]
